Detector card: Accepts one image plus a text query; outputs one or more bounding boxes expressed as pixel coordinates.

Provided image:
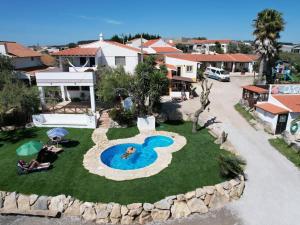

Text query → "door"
[275,114,288,134]
[177,67,181,76]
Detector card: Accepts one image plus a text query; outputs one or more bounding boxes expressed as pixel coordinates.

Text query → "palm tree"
[253,9,285,84]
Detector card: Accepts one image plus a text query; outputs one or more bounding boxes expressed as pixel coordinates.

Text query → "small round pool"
[100,135,174,170]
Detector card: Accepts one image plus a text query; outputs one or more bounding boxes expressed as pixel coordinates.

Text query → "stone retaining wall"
[0,175,245,224]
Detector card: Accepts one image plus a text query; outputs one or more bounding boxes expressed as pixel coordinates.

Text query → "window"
[67,86,80,91]
[89,57,95,66]
[115,56,126,66]
[80,57,86,66]
[81,86,89,91]
[186,66,193,73]
[30,57,34,61]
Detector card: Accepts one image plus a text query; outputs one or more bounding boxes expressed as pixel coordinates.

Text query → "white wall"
[255,107,278,133]
[127,38,147,48]
[0,44,6,55]
[165,56,198,80]
[12,57,42,69]
[32,114,97,128]
[148,39,171,47]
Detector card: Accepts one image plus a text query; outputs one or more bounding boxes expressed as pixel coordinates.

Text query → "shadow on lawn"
[60,140,80,148]
[0,128,38,144]
[197,116,222,131]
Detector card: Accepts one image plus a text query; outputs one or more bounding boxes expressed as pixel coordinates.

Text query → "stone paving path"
[98,111,111,129]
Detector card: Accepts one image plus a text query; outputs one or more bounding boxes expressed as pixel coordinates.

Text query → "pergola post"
[232,62,236,72]
[60,85,66,101]
[89,86,96,113]
[38,86,46,110]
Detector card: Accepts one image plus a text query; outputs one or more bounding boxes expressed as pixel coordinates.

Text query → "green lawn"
[106,126,139,140]
[269,138,300,168]
[234,103,255,122]
[0,122,230,204]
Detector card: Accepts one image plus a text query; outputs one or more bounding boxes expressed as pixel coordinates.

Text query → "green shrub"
[218,154,246,178]
[109,108,135,126]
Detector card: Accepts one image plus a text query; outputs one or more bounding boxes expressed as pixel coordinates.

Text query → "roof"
[104,41,142,53]
[151,47,182,53]
[242,85,268,94]
[143,39,160,47]
[255,103,289,114]
[52,47,99,56]
[165,53,257,63]
[272,95,300,112]
[171,76,194,83]
[166,64,176,70]
[15,65,50,76]
[2,42,41,57]
[191,39,231,44]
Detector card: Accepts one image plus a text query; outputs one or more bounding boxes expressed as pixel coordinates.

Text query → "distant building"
[280,44,300,54]
[189,39,232,54]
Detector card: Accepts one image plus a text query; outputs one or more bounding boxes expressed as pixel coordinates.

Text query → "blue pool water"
[100,135,174,170]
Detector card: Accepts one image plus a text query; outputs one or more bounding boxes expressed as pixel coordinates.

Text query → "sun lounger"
[47,145,63,154]
[17,161,51,175]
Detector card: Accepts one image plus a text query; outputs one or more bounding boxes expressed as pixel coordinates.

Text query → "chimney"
[99,33,103,41]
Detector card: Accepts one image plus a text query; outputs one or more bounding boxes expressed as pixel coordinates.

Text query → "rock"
[127,203,142,210]
[0,191,6,199]
[80,202,94,215]
[229,179,240,187]
[176,194,185,201]
[195,188,206,198]
[64,200,81,216]
[171,200,191,219]
[49,195,68,212]
[3,192,17,210]
[143,203,154,211]
[0,197,3,209]
[110,218,120,224]
[187,198,208,214]
[151,209,170,221]
[82,206,97,222]
[120,215,134,224]
[95,203,110,219]
[237,180,245,197]
[215,184,225,195]
[121,205,129,215]
[165,195,176,205]
[110,203,121,218]
[222,182,231,190]
[204,194,212,206]
[128,206,143,217]
[29,194,39,206]
[185,191,196,200]
[32,196,48,210]
[138,210,152,224]
[17,194,30,211]
[96,218,110,224]
[209,191,229,209]
[203,186,215,195]
[154,199,171,210]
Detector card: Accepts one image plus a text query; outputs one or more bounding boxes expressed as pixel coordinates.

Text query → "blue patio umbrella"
[47,128,69,138]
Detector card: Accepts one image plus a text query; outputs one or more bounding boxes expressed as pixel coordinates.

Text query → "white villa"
[52,34,144,74]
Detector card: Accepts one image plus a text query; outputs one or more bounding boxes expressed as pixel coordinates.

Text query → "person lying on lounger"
[17,160,51,175]
[121,147,136,159]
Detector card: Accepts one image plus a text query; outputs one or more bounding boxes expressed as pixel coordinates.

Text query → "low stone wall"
[0,176,245,224]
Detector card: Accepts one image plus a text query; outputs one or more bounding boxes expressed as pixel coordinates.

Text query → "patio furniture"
[17,161,51,175]
[47,145,63,154]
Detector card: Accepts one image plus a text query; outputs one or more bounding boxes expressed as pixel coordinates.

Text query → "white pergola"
[35,72,96,113]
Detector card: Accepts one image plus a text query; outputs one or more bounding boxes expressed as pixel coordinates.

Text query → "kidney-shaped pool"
[100,135,174,170]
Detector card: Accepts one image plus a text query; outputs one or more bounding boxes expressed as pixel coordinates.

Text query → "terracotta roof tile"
[143,39,160,47]
[242,85,268,94]
[3,42,41,57]
[165,53,257,63]
[151,47,182,53]
[255,103,289,114]
[52,47,99,56]
[272,95,300,112]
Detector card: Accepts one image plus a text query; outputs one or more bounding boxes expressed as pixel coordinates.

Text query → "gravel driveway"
[1,76,300,225]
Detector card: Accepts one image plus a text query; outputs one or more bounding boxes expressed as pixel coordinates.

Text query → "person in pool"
[121,147,136,159]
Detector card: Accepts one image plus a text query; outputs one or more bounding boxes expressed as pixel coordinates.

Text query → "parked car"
[204,66,230,82]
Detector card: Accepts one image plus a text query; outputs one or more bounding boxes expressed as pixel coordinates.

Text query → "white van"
[204,66,230,82]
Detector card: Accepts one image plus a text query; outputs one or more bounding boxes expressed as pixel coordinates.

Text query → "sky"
[0,0,299,46]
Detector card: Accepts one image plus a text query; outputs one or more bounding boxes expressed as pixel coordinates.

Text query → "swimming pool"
[100,135,174,170]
